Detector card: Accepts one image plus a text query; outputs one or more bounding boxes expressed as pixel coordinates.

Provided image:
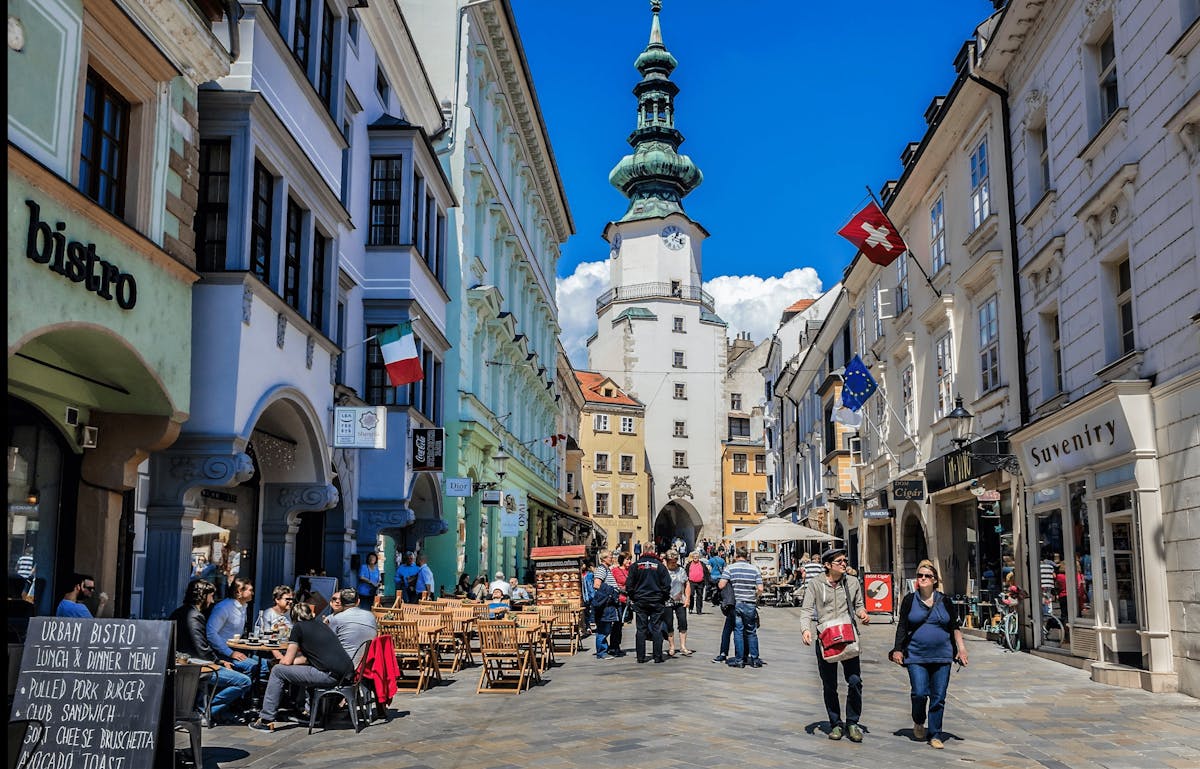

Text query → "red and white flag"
[837,201,907,267]
[543,433,568,447]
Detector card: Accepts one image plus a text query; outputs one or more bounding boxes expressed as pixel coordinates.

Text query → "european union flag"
[841,355,878,412]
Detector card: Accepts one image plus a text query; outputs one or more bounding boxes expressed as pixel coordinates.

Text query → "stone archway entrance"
[901,504,928,581]
[653,499,702,552]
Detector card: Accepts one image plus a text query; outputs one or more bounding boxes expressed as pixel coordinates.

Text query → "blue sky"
[509,0,998,363]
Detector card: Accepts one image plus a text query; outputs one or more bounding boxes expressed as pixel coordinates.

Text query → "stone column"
[260,483,339,601]
[143,450,253,619]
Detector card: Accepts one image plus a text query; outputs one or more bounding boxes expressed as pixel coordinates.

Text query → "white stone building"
[586,3,726,549]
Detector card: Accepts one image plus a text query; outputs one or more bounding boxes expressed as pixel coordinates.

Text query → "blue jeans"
[595,620,612,656]
[907,662,952,738]
[732,602,759,662]
[229,654,269,679]
[718,611,735,655]
[208,665,252,721]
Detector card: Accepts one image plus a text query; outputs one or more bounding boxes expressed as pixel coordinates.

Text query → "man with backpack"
[717,548,764,668]
[686,550,709,615]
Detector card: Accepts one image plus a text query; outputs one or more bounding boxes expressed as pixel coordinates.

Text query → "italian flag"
[378,323,423,386]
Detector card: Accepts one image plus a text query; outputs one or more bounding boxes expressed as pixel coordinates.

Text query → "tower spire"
[608,0,703,222]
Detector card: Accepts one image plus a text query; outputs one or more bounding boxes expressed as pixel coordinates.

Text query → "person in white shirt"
[489,571,512,598]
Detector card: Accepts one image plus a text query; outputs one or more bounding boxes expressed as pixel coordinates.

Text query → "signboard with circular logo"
[863,572,894,615]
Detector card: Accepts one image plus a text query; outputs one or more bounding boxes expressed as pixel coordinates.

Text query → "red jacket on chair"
[362,635,399,705]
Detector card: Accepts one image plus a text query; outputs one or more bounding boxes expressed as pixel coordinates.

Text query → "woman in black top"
[248,602,354,731]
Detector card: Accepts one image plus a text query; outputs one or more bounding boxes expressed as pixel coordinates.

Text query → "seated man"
[248,602,355,731]
[509,579,532,606]
[207,577,268,679]
[487,588,511,618]
[488,571,512,598]
[326,588,377,662]
[170,579,252,725]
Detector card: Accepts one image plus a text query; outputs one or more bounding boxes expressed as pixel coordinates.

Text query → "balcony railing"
[596,281,715,313]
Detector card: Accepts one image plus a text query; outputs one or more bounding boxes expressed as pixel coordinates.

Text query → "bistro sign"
[26,200,138,309]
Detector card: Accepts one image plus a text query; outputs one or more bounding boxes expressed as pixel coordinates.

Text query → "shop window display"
[1069,481,1092,620]
[8,404,68,624]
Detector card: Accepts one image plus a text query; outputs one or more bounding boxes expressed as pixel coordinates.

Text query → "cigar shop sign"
[25,199,139,309]
[1015,398,1134,485]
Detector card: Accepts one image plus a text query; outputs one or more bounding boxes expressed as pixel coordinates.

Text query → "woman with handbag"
[800,547,870,743]
[889,559,968,750]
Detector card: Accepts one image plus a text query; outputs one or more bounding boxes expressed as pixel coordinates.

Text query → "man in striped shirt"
[717,548,764,668]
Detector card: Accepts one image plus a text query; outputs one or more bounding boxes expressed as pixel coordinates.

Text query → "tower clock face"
[661,225,687,251]
[611,233,622,255]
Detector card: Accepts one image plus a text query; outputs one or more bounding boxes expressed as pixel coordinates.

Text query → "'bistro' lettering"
[25,200,138,310]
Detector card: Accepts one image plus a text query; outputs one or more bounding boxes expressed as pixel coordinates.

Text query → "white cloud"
[705,267,824,343]
[555,263,824,368]
[556,260,610,369]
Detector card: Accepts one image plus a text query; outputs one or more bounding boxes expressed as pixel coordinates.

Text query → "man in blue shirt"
[206,577,267,679]
[415,553,436,601]
[394,552,420,603]
[55,573,95,618]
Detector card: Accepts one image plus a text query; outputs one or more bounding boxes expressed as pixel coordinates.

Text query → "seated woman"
[487,588,511,618]
[455,572,473,597]
[470,576,490,602]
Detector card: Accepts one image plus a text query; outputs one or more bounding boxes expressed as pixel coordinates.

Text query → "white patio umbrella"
[191,519,229,537]
[731,517,840,543]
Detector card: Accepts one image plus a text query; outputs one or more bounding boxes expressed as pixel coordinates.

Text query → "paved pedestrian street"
[195,607,1200,769]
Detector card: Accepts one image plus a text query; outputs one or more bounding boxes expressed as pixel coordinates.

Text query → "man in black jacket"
[624,549,670,663]
[170,579,252,725]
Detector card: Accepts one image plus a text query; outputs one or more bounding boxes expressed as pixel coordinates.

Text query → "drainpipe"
[437,0,498,157]
[968,72,1031,427]
[223,0,243,62]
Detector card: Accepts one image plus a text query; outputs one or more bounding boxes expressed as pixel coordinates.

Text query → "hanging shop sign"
[863,508,893,519]
[891,480,925,500]
[25,200,139,309]
[445,478,473,497]
[410,428,444,471]
[925,433,1010,493]
[333,406,387,448]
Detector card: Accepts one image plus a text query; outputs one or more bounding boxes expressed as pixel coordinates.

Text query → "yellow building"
[722,439,768,537]
[575,372,650,556]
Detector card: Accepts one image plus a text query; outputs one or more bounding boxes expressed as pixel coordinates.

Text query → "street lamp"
[572,490,581,515]
[822,466,837,498]
[473,446,512,492]
[945,394,1022,475]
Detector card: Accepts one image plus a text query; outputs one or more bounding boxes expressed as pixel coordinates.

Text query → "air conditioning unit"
[79,425,99,449]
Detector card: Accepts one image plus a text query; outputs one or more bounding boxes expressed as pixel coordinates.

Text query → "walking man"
[686,551,708,615]
[800,547,870,743]
[625,547,670,663]
[718,548,763,668]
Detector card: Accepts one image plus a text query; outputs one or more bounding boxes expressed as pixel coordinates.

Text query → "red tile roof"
[574,371,642,407]
[785,299,816,313]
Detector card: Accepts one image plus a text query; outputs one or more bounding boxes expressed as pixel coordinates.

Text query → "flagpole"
[865,185,942,299]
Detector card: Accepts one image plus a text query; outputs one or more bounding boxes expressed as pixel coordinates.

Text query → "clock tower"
[588,0,727,550]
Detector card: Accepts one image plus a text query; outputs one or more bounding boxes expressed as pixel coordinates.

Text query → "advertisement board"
[411,427,444,471]
[333,406,387,448]
[863,572,894,616]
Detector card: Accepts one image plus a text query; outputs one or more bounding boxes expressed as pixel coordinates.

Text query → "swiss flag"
[837,201,907,267]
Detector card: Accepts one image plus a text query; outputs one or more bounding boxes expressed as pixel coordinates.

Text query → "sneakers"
[828,725,844,740]
[847,724,864,743]
[930,738,945,750]
[711,654,727,663]
[595,653,612,660]
[247,719,274,733]
[749,658,764,668]
[726,659,744,668]
[913,724,927,741]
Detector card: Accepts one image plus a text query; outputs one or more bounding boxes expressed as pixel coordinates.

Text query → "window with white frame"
[856,305,867,357]
[755,492,768,514]
[1031,123,1051,198]
[755,454,766,474]
[1113,256,1135,357]
[620,494,635,516]
[595,493,610,516]
[619,454,634,473]
[895,252,909,313]
[673,451,687,468]
[979,295,1001,392]
[734,491,748,513]
[934,332,954,419]
[594,452,610,472]
[593,414,609,432]
[930,194,946,273]
[1049,312,1063,394]
[566,472,575,494]
[731,392,742,410]
[620,416,635,434]
[673,420,687,438]
[673,316,685,333]
[672,350,686,368]
[970,137,991,229]
[872,280,883,338]
[902,364,915,435]
[733,453,748,474]
[1096,30,1120,124]
[673,383,686,400]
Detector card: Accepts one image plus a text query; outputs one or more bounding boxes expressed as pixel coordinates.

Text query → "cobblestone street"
[194,605,1200,769]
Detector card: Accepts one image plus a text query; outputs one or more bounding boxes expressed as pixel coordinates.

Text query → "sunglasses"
[916,573,936,580]
[82,584,96,590]
[831,559,848,565]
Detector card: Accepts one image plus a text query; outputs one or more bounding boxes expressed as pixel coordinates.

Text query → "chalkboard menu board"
[10,617,174,769]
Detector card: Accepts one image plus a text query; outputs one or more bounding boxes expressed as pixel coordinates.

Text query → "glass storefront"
[190,486,256,599]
